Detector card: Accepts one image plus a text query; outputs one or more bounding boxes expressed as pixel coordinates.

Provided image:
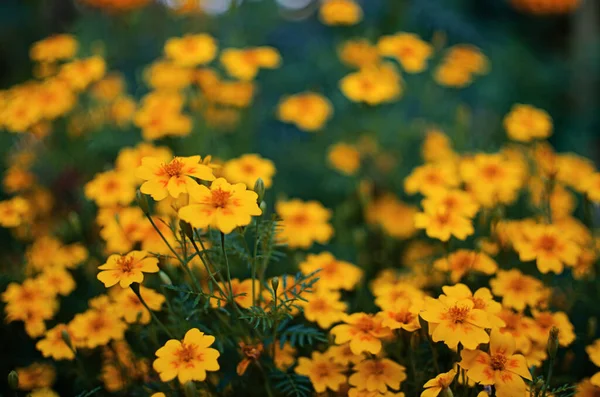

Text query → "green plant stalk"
[541,356,555,397]
[131,284,175,339]
[220,232,235,302]
[272,291,278,363]
[187,234,228,298]
[427,336,441,374]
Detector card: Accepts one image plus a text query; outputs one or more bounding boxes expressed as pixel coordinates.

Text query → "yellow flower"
[273,342,297,371]
[179,178,262,234]
[84,170,136,207]
[434,45,489,88]
[339,39,380,69]
[420,294,491,349]
[340,63,402,105]
[69,309,127,349]
[585,173,600,203]
[577,379,600,397]
[377,299,422,332]
[58,56,106,91]
[29,388,60,397]
[328,142,361,175]
[442,284,505,329]
[3,166,36,193]
[299,288,348,329]
[422,129,457,163]
[404,163,460,196]
[134,91,192,140]
[414,207,474,241]
[277,92,333,132]
[434,250,497,283]
[97,250,159,288]
[136,155,216,201]
[36,324,75,361]
[299,252,362,291]
[145,61,193,91]
[378,33,433,73]
[34,79,76,121]
[115,142,173,179]
[490,269,545,312]
[461,329,532,396]
[504,104,553,142]
[529,310,575,347]
[98,207,146,254]
[112,286,165,324]
[30,34,78,62]
[222,154,276,189]
[15,363,56,391]
[365,194,418,239]
[210,278,259,309]
[319,0,363,26]
[514,224,580,274]
[0,196,30,227]
[554,153,596,192]
[586,339,600,367]
[38,268,76,296]
[276,199,334,249]
[421,369,456,397]
[220,47,281,80]
[294,351,346,393]
[349,358,406,393]
[331,313,393,355]
[325,343,366,366]
[164,34,218,67]
[153,328,220,383]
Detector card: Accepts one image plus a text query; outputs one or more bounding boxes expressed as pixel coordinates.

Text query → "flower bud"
[547,326,559,359]
[61,329,75,353]
[136,190,151,214]
[440,386,454,397]
[259,200,267,213]
[179,220,195,241]
[253,178,265,203]
[159,270,173,286]
[270,277,279,295]
[183,381,197,397]
[8,370,18,390]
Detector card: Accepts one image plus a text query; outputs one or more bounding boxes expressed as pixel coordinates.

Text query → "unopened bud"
[136,190,151,214]
[183,381,197,397]
[159,270,173,286]
[253,178,265,203]
[270,277,279,295]
[61,329,75,353]
[440,386,454,397]
[547,326,559,359]
[8,370,18,390]
[179,220,195,241]
[259,201,267,213]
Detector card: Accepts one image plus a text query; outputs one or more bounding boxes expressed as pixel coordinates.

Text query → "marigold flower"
[340,63,402,105]
[179,178,261,234]
[373,282,425,310]
[422,189,480,219]
[58,56,106,91]
[115,143,173,179]
[97,250,159,288]
[319,0,363,26]
[112,286,165,324]
[145,60,193,91]
[460,329,532,396]
[529,310,575,347]
[553,153,596,192]
[490,269,545,312]
[497,309,536,355]
[84,170,136,207]
[273,342,297,371]
[0,196,30,227]
[377,299,422,332]
[153,328,220,383]
[15,363,56,391]
[339,39,380,69]
[276,199,334,249]
[510,0,581,14]
[434,45,489,88]
[220,47,281,81]
[504,104,552,142]
[577,379,600,397]
[415,207,474,242]
[378,33,433,73]
[164,34,218,67]
[36,324,75,361]
[404,163,460,196]
[222,154,276,189]
[434,250,497,283]
[442,284,505,329]
[299,288,348,329]
[69,309,127,349]
[349,358,407,393]
[422,130,457,163]
[328,142,361,175]
[38,268,76,296]
[294,351,346,393]
[30,34,77,62]
[420,295,491,350]
[365,194,418,239]
[421,369,456,397]
[331,313,393,355]
[277,92,333,132]
[514,224,580,274]
[299,252,362,291]
[325,343,366,366]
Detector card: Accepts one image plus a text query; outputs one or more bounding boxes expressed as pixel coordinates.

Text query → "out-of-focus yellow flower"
[378,32,433,73]
[319,0,363,26]
[164,34,218,67]
[221,47,281,81]
[112,286,165,324]
[349,358,406,393]
[110,96,137,126]
[295,351,346,393]
[340,63,403,105]
[510,0,581,14]
[422,129,457,163]
[338,39,380,69]
[404,163,460,196]
[415,206,474,241]
[276,199,334,248]
[91,74,125,102]
[69,308,127,349]
[58,56,106,91]
[328,142,361,175]
[36,324,75,361]
[331,313,393,355]
[504,104,553,142]
[84,170,136,208]
[434,250,497,283]
[365,194,418,239]
[153,328,220,383]
[222,153,276,189]
[30,34,78,62]
[421,369,456,397]
[277,92,333,132]
[490,269,545,312]
[38,268,76,296]
[0,196,30,228]
[134,91,193,140]
[434,45,489,88]
[299,288,348,329]
[15,363,56,391]
[554,153,596,193]
[145,61,193,91]
[299,252,362,291]
[529,310,575,347]
[577,379,600,396]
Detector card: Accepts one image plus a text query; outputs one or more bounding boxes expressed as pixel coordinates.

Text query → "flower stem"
[130,284,175,339]
[187,234,228,299]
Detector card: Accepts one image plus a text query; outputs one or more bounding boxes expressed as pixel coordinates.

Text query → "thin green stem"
[427,337,441,374]
[220,232,235,301]
[188,234,228,298]
[131,285,175,339]
[541,358,555,397]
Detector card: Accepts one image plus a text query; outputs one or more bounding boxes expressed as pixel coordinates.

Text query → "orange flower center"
[90,316,106,332]
[508,277,527,292]
[482,164,501,179]
[425,172,441,184]
[313,362,331,379]
[354,316,375,332]
[211,188,231,208]
[393,310,413,324]
[452,253,475,271]
[310,298,328,311]
[162,159,185,177]
[370,360,386,376]
[435,211,451,225]
[536,235,557,252]
[177,343,199,363]
[490,353,507,371]
[448,305,470,323]
[290,213,309,225]
[321,262,339,276]
[117,256,135,273]
[242,163,256,174]
[471,297,486,309]
[535,314,554,329]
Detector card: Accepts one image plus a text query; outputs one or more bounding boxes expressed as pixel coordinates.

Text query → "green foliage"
[277,321,327,349]
[270,371,312,397]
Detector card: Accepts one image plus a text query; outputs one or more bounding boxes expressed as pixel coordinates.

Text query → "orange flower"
[319,0,363,26]
[349,358,406,393]
[328,143,361,175]
[97,251,159,288]
[178,178,262,234]
[299,288,347,329]
[277,92,333,132]
[414,207,474,242]
[299,252,362,291]
[490,269,545,312]
[460,329,532,396]
[421,369,457,397]
[294,351,346,393]
[0,196,30,227]
[164,34,217,67]
[434,250,497,283]
[136,155,215,201]
[330,313,393,355]
[276,199,334,249]
[503,104,552,142]
[377,33,433,73]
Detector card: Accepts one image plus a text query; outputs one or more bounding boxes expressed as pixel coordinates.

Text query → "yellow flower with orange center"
[497,309,535,355]
[434,250,497,283]
[178,178,262,234]
[414,207,474,241]
[528,310,575,347]
[38,268,76,296]
[299,252,362,291]
[338,39,380,69]
[58,56,106,91]
[422,189,480,219]
[69,308,127,349]
[111,286,165,324]
[404,163,460,196]
[553,153,596,193]
[294,351,346,393]
[153,328,220,383]
[328,142,361,175]
[220,47,281,81]
[377,32,433,73]
[434,45,489,88]
[422,129,457,163]
[115,142,173,180]
[84,170,136,207]
[365,194,419,239]
[0,196,30,227]
[15,363,56,391]
[489,269,545,312]
[514,224,580,274]
[276,199,334,249]
[421,369,457,397]
[30,34,78,62]
[144,61,193,91]
[136,155,215,201]
[420,295,491,350]
[325,343,366,366]
[349,358,407,393]
[441,284,505,329]
[377,299,422,332]
[3,166,36,193]
[277,92,333,132]
[319,0,363,26]
[460,329,532,395]
[504,104,552,142]
[340,63,403,105]
[330,313,393,355]
[372,281,425,310]
[222,153,276,189]
[164,34,218,67]
[36,324,75,361]
[97,250,159,288]
[299,288,348,329]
